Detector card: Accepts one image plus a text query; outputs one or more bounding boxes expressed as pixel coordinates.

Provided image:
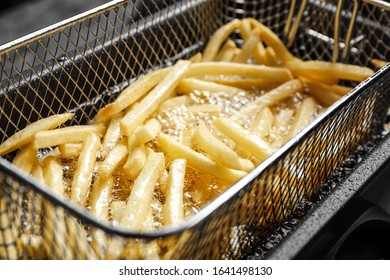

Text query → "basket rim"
[1,62,389,239]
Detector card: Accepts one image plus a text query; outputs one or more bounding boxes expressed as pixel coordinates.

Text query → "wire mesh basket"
[0,0,389,259]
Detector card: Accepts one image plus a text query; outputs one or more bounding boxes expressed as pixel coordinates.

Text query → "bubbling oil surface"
[39,86,312,230]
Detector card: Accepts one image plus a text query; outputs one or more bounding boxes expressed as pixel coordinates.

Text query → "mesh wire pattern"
[0,0,389,259]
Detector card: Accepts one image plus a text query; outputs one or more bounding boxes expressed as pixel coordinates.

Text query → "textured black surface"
[266,134,390,259]
[0,0,107,45]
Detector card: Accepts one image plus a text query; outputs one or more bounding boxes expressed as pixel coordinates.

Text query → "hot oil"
[154,89,257,220]
[32,85,319,235]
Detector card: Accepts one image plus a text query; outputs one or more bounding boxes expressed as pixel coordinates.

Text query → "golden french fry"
[119,151,165,231]
[193,123,242,170]
[319,83,352,96]
[233,79,302,122]
[121,60,190,136]
[214,117,274,162]
[12,144,36,174]
[234,28,261,63]
[270,108,294,149]
[43,157,64,196]
[253,42,268,65]
[287,60,374,82]
[188,52,202,63]
[250,107,274,138]
[133,118,161,147]
[188,62,293,82]
[71,133,101,205]
[304,80,341,107]
[58,143,83,158]
[177,78,245,96]
[42,157,74,259]
[202,19,241,62]
[157,133,246,184]
[98,138,128,178]
[371,58,388,68]
[139,209,160,259]
[284,97,317,142]
[0,112,74,156]
[101,112,124,159]
[238,18,252,40]
[123,146,147,180]
[186,104,221,114]
[92,68,169,124]
[111,201,126,226]
[263,47,281,66]
[225,48,240,62]
[90,176,114,258]
[248,18,297,63]
[180,128,195,147]
[31,160,44,184]
[297,74,339,85]
[127,118,161,152]
[239,158,255,173]
[203,76,279,90]
[33,125,106,149]
[164,159,186,226]
[158,169,169,192]
[158,95,193,112]
[215,40,237,62]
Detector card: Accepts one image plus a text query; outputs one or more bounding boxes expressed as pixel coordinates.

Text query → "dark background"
[0,0,107,45]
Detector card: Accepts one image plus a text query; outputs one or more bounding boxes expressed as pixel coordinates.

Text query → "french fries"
[304,79,341,107]
[71,133,101,205]
[283,97,317,141]
[234,28,261,63]
[120,60,190,136]
[232,79,302,122]
[186,104,221,114]
[157,133,246,184]
[203,76,278,90]
[101,112,124,158]
[164,159,186,226]
[248,18,297,63]
[0,17,378,260]
[98,138,128,178]
[192,123,242,170]
[123,146,147,180]
[93,68,169,124]
[0,113,73,156]
[58,143,83,158]
[214,118,274,162]
[42,156,73,259]
[188,62,293,82]
[158,96,193,112]
[90,176,114,258]
[111,201,126,226]
[287,60,374,82]
[177,78,244,96]
[202,19,241,62]
[33,125,106,149]
[12,144,36,174]
[371,58,388,68]
[131,118,161,148]
[215,40,237,62]
[119,150,165,231]
[250,107,274,138]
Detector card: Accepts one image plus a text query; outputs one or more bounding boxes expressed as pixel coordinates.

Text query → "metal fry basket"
[0,0,389,259]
